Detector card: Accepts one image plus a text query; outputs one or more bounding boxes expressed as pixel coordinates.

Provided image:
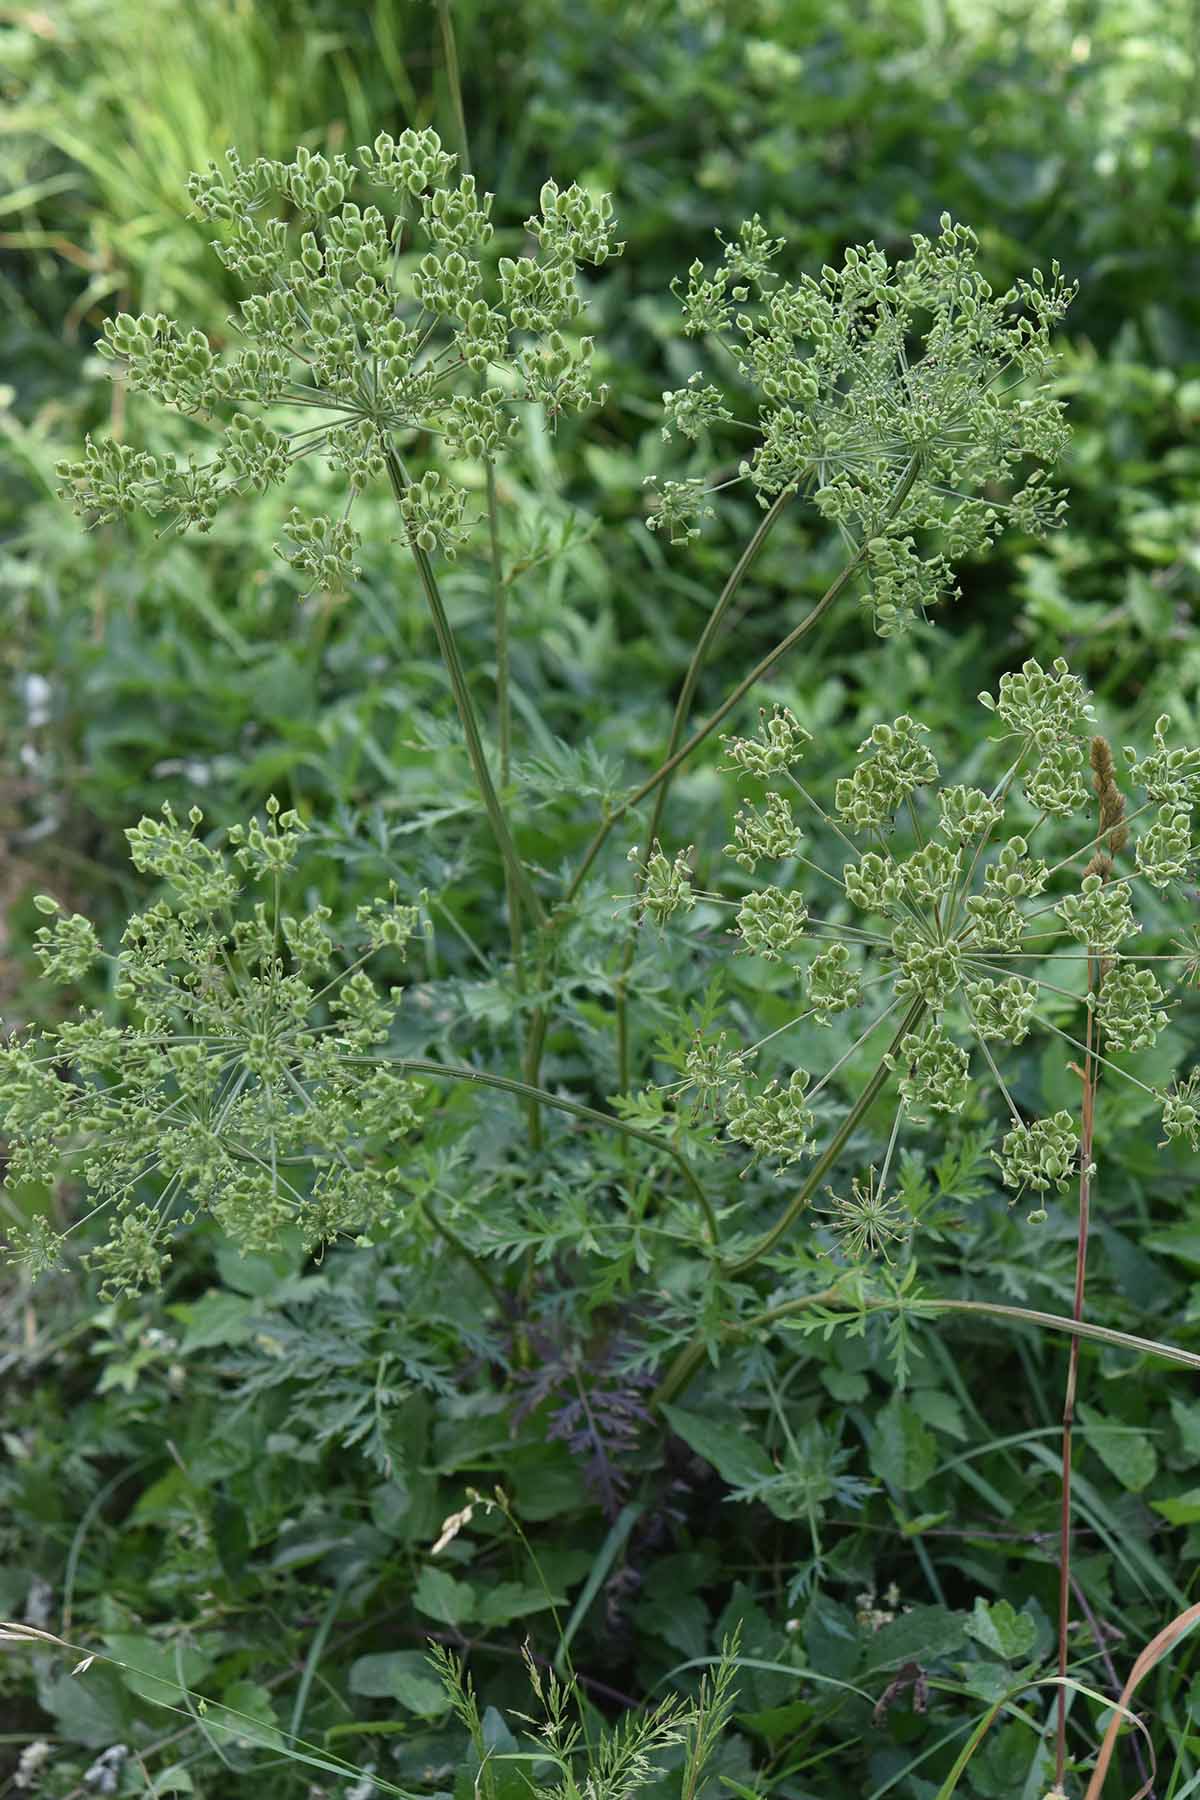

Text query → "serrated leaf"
[863,1604,968,1673]
[963,1597,1037,1661]
[660,1403,775,1491]
[476,1581,563,1626]
[958,1658,1018,1702]
[870,1397,937,1491]
[1078,1402,1158,1492]
[413,1564,475,1625]
[207,1681,283,1750]
[35,1662,132,1749]
[1150,1488,1200,1526]
[348,1652,449,1717]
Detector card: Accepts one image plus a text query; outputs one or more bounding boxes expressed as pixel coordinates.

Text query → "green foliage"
[3,6,1200,1800]
[4,800,427,1291]
[661,677,1197,1216]
[655,215,1073,635]
[55,132,618,570]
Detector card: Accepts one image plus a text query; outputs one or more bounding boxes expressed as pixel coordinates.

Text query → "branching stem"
[652,1279,1200,1410]
[384,447,544,931]
[563,455,923,909]
[392,1056,717,1244]
[724,997,924,1278]
[653,1000,925,1403]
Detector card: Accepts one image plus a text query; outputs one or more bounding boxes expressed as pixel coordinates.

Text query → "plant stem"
[644,486,796,854]
[397,1056,717,1243]
[563,454,921,909]
[486,458,511,788]
[653,1283,1200,1410]
[723,998,925,1276]
[536,458,922,1103]
[384,447,545,928]
[420,1191,505,1304]
[482,454,540,1144]
[915,1298,1200,1367]
[611,487,795,1090]
[1057,947,1100,1791]
[435,0,471,177]
[653,1284,850,1408]
[1068,1573,1155,1800]
[653,999,924,1404]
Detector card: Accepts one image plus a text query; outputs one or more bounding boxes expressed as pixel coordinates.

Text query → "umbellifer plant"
[5,118,1200,1800]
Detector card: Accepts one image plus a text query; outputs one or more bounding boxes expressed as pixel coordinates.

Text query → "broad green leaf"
[963,1598,1037,1662]
[870,1397,937,1491]
[207,1681,283,1750]
[1150,1488,1200,1526]
[912,1389,967,1440]
[131,1467,193,1523]
[1171,1398,1200,1458]
[102,1633,212,1706]
[971,1717,1053,1799]
[736,1699,813,1741]
[636,1592,709,1660]
[508,1451,588,1520]
[958,1658,1019,1702]
[35,1663,132,1749]
[821,1367,869,1403]
[1078,1401,1158,1492]
[535,1548,595,1590]
[175,1290,259,1353]
[1144,1228,1200,1271]
[661,1403,775,1491]
[863,1604,968,1673]
[349,1651,449,1717]
[148,1765,194,1794]
[476,1581,564,1626]
[213,1239,303,1296]
[413,1564,475,1626]
[901,1510,949,1535]
[270,1529,349,1570]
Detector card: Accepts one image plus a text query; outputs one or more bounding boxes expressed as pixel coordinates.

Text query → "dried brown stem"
[1057,749,1122,1787]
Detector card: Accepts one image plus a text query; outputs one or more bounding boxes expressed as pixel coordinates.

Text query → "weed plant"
[3,61,1200,1800]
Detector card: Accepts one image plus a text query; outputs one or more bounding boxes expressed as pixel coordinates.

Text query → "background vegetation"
[2,1,1198,1796]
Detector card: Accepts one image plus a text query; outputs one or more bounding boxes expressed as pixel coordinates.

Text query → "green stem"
[483,455,539,1145]
[1058,936,1101,1788]
[723,998,925,1277]
[644,486,796,854]
[612,487,795,1093]
[616,976,631,1096]
[905,1297,1200,1369]
[486,458,511,788]
[653,1284,849,1408]
[384,447,545,928]
[653,999,924,1406]
[421,1190,505,1304]
[654,1283,1200,1410]
[563,454,922,909]
[435,0,471,176]
[398,1056,717,1243]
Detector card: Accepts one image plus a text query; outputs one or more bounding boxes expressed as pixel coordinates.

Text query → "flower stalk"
[384,447,545,931]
